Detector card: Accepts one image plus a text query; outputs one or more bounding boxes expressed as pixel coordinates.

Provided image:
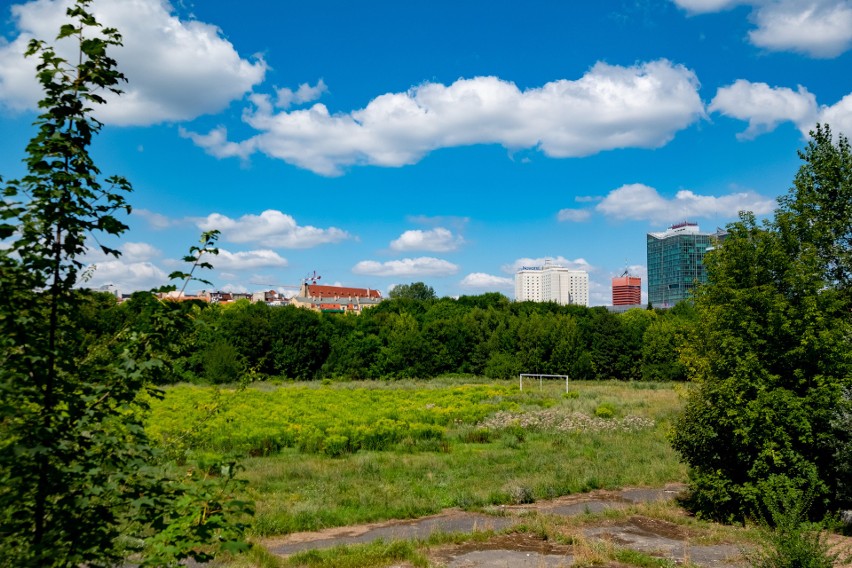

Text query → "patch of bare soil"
[429,533,576,568]
[582,515,744,568]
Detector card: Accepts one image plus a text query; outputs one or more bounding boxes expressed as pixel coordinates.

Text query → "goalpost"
[519,373,571,393]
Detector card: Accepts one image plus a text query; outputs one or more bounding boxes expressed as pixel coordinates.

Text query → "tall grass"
[146,379,687,537]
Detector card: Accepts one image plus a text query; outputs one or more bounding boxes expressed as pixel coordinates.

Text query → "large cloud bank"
[183,59,704,175]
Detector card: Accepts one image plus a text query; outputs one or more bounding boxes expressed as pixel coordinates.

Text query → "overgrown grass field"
[147,379,688,538]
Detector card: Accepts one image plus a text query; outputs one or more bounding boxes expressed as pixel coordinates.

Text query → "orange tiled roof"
[306,284,382,299]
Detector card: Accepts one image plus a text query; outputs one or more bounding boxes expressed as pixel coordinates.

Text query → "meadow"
[147,378,689,539]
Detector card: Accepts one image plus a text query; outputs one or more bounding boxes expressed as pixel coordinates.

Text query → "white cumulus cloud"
[183,59,704,175]
[120,242,161,262]
[709,80,818,139]
[0,0,266,125]
[749,0,852,58]
[82,259,169,292]
[673,0,852,58]
[196,210,350,248]
[352,257,459,277]
[709,79,852,139]
[595,183,775,224]
[84,239,160,263]
[389,227,463,252]
[459,273,514,290]
[818,93,852,137]
[212,249,288,270]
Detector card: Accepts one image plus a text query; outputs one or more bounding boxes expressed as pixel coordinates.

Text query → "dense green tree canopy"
[671,125,852,523]
[388,281,438,301]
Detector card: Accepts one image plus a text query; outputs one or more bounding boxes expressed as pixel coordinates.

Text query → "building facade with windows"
[515,260,589,306]
[646,222,725,308]
[612,275,641,306]
[289,283,383,314]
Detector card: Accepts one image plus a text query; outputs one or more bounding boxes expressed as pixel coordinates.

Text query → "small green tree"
[388,281,437,301]
[0,2,250,565]
[671,125,852,523]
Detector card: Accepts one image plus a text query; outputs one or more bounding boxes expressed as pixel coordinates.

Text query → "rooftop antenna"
[302,271,322,285]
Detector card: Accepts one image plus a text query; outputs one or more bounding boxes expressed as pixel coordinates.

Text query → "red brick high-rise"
[612,275,641,306]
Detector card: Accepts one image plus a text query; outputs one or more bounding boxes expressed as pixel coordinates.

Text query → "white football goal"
[519,373,571,393]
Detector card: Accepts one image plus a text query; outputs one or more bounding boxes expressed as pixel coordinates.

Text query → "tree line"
[77,290,698,384]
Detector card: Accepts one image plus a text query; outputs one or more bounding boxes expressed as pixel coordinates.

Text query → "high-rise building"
[646,222,725,308]
[515,259,589,306]
[612,275,641,306]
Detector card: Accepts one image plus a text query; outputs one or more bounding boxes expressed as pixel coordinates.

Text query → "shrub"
[594,403,616,419]
[745,479,842,568]
[507,485,535,505]
[202,340,245,384]
[322,435,350,458]
[458,426,492,443]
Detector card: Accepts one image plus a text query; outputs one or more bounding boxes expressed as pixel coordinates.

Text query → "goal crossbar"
[519,373,571,393]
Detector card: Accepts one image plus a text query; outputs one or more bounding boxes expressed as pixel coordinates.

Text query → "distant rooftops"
[303,284,382,299]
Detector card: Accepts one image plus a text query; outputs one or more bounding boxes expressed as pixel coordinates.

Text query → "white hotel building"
[514,260,589,306]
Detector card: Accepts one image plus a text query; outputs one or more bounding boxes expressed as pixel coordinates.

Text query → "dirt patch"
[430,533,575,568]
[584,516,744,568]
[437,533,575,556]
[601,515,694,542]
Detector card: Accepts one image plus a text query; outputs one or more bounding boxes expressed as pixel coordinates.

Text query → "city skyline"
[2,0,851,304]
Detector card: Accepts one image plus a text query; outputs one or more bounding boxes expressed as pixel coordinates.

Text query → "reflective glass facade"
[647,224,722,308]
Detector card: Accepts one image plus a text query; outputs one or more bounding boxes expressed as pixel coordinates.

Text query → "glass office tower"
[646,222,725,308]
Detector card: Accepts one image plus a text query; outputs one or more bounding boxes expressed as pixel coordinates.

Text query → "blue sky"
[2,0,851,304]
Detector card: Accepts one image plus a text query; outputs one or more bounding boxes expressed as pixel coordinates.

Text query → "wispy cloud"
[352,257,459,277]
[276,79,328,109]
[557,208,593,222]
[135,209,182,230]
